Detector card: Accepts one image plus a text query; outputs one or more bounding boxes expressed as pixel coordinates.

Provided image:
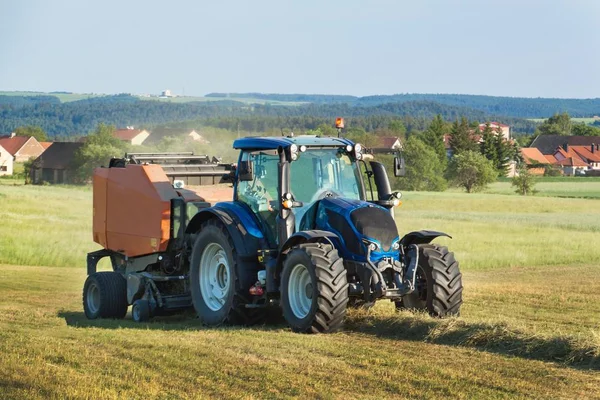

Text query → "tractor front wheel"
[281,243,349,333]
[396,244,462,317]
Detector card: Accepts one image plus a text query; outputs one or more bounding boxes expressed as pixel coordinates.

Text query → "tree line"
[0,94,540,137]
[207,92,600,118]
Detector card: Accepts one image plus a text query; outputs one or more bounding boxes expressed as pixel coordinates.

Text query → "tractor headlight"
[362,238,380,252]
[289,144,299,161]
[346,144,353,152]
[354,143,363,161]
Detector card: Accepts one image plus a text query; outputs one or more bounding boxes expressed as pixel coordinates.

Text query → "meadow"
[0,179,599,399]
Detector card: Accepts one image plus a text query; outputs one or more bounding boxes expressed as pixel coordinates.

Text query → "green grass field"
[528,117,600,124]
[1,180,599,398]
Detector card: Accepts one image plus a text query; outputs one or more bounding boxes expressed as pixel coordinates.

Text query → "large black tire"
[83,272,128,319]
[281,243,349,333]
[396,244,462,317]
[190,220,264,326]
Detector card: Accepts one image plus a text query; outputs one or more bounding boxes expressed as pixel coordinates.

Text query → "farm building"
[113,128,150,146]
[30,142,84,184]
[0,134,46,162]
[0,144,14,175]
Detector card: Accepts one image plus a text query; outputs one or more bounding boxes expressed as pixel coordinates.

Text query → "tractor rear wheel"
[190,220,263,326]
[83,272,128,319]
[281,243,349,333]
[396,244,462,317]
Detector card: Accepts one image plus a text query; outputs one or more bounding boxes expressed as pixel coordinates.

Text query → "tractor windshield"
[290,147,363,203]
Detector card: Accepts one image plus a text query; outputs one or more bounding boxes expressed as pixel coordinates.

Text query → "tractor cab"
[233,136,369,247]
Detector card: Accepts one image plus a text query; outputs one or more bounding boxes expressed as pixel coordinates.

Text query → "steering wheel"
[310,189,342,203]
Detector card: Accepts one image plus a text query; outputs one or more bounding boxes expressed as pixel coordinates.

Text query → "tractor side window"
[236,151,279,246]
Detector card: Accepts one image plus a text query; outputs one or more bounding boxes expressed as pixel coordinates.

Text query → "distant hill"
[0,93,542,136]
[207,93,600,118]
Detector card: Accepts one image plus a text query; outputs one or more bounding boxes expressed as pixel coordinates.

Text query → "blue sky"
[1,0,598,98]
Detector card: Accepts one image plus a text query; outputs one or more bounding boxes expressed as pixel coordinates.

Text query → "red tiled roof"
[40,142,53,150]
[380,136,401,148]
[0,136,30,156]
[113,129,143,141]
[555,156,589,167]
[545,154,557,163]
[570,145,600,162]
[521,148,549,165]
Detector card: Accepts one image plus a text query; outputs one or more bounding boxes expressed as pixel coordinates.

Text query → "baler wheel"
[281,243,349,333]
[396,244,462,317]
[82,272,128,319]
[132,299,151,322]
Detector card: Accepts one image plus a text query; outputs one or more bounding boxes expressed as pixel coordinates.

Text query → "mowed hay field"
[1,180,600,399]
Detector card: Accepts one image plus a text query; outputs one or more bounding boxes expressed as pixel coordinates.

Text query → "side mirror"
[238,160,254,182]
[394,156,406,177]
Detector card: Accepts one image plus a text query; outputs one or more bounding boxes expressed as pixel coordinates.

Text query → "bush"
[512,168,537,195]
[447,151,497,193]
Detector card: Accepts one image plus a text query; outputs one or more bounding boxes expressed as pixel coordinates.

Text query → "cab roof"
[233,135,354,151]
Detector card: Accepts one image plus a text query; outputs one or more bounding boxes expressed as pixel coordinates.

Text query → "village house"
[0,144,14,176]
[113,127,150,146]
[379,136,403,150]
[520,147,551,175]
[30,142,84,184]
[478,122,510,141]
[0,133,46,162]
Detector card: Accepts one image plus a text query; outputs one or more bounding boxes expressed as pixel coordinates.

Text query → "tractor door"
[236,150,279,246]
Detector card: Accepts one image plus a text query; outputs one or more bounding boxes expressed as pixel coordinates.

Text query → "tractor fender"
[185,204,264,259]
[399,230,451,247]
[276,230,341,271]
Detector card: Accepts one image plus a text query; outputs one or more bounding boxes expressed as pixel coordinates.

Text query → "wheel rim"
[132,304,140,321]
[199,243,231,311]
[288,263,313,319]
[87,282,100,314]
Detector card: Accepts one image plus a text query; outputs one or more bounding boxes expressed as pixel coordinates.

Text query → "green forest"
[207,92,600,118]
[0,93,541,137]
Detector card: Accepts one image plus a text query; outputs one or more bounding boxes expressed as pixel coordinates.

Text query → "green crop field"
[1,180,599,399]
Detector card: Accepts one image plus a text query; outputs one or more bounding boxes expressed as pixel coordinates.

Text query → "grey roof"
[34,142,84,169]
[530,135,600,155]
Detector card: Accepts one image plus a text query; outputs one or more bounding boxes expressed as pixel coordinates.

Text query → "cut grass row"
[0,264,599,399]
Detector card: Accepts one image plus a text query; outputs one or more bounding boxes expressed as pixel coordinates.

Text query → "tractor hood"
[305,198,400,262]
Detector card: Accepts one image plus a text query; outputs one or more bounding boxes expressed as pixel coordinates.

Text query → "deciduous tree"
[395,137,447,192]
[447,150,497,193]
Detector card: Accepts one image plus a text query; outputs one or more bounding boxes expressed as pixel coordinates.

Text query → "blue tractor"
[186,135,463,333]
[83,133,462,331]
